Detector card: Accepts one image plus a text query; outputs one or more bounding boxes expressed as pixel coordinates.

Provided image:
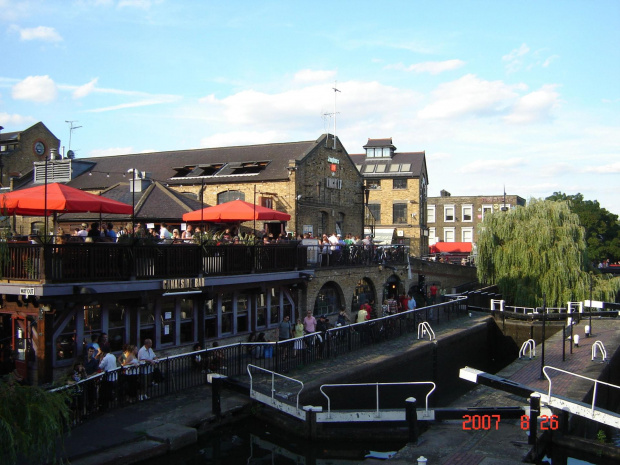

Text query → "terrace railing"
[0,241,308,283]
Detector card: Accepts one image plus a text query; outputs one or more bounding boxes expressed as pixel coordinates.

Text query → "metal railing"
[52,297,468,426]
[0,241,307,283]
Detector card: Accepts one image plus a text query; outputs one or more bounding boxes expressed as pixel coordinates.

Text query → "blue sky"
[1,0,619,214]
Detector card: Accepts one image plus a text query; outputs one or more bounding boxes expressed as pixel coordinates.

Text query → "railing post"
[209,373,224,419]
[528,393,541,446]
[406,397,418,443]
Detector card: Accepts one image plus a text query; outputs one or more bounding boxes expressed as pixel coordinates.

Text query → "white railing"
[519,339,536,359]
[319,381,436,420]
[247,364,305,415]
[417,321,435,340]
[592,341,607,362]
[506,306,537,314]
[542,366,619,420]
[490,299,504,311]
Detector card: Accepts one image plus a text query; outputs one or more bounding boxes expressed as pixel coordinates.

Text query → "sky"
[1,0,619,214]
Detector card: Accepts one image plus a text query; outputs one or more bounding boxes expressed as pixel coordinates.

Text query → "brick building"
[0,122,60,188]
[427,189,526,249]
[349,138,428,256]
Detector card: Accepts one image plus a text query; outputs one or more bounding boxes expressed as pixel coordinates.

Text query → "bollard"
[573,334,580,347]
[210,374,223,419]
[528,393,541,446]
[417,456,428,465]
[406,397,418,443]
[585,325,591,337]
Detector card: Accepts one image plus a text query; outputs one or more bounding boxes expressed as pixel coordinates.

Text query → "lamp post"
[588,272,593,337]
[363,183,370,238]
[539,293,546,379]
[127,168,140,236]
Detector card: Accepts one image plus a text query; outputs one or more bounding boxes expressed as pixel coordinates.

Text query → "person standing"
[138,338,159,386]
[277,315,292,342]
[159,223,172,240]
[98,345,118,410]
[430,284,438,304]
[303,310,317,334]
[407,293,417,311]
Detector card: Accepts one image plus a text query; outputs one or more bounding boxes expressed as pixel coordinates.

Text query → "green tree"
[476,198,620,307]
[0,381,70,465]
[546,192,620,264]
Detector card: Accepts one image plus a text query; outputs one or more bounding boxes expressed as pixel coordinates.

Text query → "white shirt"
[99,353,118,381]
[77,229,88,237]
[160,227,172,239]
[138,345,157,372]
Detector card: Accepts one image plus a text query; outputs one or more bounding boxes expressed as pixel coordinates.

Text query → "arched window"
[313,282,342,316]
[217,190,245,204]
[352,278,376,313]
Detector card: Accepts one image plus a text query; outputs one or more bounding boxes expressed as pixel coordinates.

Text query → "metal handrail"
[592,341,607,362]
[519,339,536,359]
[247,364,304,412]
[542,365,620,419]
[417,322,435,340]
[319,381,436,419]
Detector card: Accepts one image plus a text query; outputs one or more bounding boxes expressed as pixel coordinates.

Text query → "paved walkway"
[61,313,619,465]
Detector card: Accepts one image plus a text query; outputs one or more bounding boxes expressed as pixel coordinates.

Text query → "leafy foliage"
[476,199,620,307]
[0,381,71,465]
[546,192,620,264]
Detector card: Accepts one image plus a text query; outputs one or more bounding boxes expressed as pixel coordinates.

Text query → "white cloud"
[73,78,99,99]
[0,112,34,126]
[502,43,530,73]
[16,25,63,42]
[387,59,465,75]
[85,98,177,113]
[418,74,524,120]
[293,69,336,83]
[12,75,57,103]
[504,84,560,124]
[585,162,620,174]
[542,55,559,68]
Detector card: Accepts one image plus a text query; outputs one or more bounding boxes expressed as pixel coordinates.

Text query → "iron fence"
[52,297,467,426]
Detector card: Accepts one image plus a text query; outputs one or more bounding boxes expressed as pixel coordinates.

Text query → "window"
[444,205,455,222]
[55,312,77,363]
[160,300,175,346]
[260,196,273,209]
[314,283,341,316]
[482,204,493,221]
[180,298,195,344]
[237,293,249,334]
[428,227,436,245]
[218,190,245,204]
[366,148,375,157]
[462,205,473,222]
[256,292,267,329]
[221,293,234,335]
[368,204,381,223]
[383,147,391,157]
[462,227,473,243]
[108,303,127,352]
[367,179,381,189]
[393,179,407,189]
[393,203,407,224]
[427,205,436,223]
[204,297,217,340]
[139,304,155,348]
[444,227,455,242]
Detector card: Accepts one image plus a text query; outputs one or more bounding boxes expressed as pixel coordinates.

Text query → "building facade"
[0,122,60,188]
[427,190,526,249]
[349,138,428,256]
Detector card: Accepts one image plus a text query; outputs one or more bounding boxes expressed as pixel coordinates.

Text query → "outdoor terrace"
[0,241,409,283]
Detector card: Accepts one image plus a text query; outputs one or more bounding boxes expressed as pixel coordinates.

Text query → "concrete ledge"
[147,423,198,451]
[69,439,168,465]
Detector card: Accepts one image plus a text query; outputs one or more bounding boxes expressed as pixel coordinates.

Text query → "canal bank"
[61,313,620,464]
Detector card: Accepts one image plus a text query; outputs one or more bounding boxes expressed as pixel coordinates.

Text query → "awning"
[430,242,472,254]
[372,228,395,244]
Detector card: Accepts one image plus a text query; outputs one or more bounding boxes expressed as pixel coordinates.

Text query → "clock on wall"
[34,141,46,156]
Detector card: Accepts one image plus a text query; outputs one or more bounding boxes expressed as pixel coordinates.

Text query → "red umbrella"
[0,183,133,216]
[183,199,290,222]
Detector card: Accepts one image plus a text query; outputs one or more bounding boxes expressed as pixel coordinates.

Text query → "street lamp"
[588,272,593,337]
[127,168,141,235]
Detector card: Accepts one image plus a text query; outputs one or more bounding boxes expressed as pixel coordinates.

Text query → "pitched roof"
[67,136,329,190]
[363,138,394,148]
[349,151,427,178]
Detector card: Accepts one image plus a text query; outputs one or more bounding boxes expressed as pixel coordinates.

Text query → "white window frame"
[461,227,474,243]
[428,227,436,245]
[427,205,436,223]
[444,205,455,222]
[462,204,473,222]
[444,227,455,242]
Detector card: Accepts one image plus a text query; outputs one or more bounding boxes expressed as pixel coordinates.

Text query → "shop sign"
[20,287,35,296]
[163,277,205,291]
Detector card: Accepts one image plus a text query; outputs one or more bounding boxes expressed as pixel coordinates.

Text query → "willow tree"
[476,198,620,308]
[0,381,71,465]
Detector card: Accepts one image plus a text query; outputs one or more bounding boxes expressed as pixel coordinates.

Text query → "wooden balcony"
[0,242,308,283]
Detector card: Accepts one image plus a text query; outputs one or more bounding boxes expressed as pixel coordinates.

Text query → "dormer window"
[229,161,269,175]
[366,147,392,158]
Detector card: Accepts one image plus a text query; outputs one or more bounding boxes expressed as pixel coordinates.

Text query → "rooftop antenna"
[65,120,82,153]
[501,185,508,212]
[323,82,340,149]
